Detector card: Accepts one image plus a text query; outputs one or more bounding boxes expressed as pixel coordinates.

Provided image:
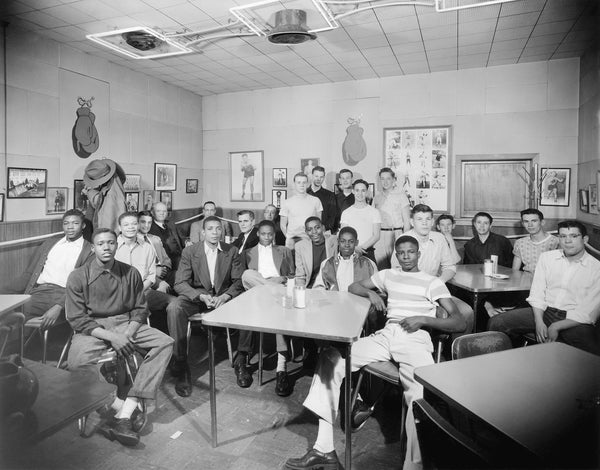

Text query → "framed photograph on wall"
[300,158,319,179]
[186,179,198,193]
[125,192,139,212]
[160,191,173,211]
[367,183,375,206]
[273,168,287,188]
[142,190,160,211]
[230,151,264,202]
[0,193,4,222]
[589,183,598,214]
[154,163,177,191]
[579,189,589,212]
[383,126,450,211]
[540,168,570,207]
[7,167,47,199]
[73,179,89,212]
[46,187,68,215]
[272,189,287,209]
[124,174,141,191]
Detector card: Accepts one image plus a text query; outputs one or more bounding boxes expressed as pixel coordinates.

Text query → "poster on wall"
[230,151,264,202]
[7,167,47,199]
[539,168,570,207]
[383,126,450,211]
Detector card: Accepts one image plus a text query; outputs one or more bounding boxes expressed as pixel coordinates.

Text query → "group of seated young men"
[9,165,599,464]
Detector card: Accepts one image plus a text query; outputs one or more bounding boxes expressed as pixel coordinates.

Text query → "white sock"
[313,418,334,453]
[276,353,287,373]
[110,397,124,412]
[115,397,139,420]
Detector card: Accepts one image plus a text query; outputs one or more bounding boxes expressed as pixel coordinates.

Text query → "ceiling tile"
[531,20,576,36]
[491,37,528,51]
[458,18,498,35]
[497,12,541,29]
[353,35,389,49]
[526,32,567,47]
[460,43,491,56]
[16,9,68,28]
[492,25,533,41]
[499,0,545,16]
[386,29,424,45]
[44,4,97,24]
[401,61,429,74]
[458,31,495,46]
[458,4,500,22]
[421,23,457,40]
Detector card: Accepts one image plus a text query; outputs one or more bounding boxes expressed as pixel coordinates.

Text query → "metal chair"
[413,398,495,470]
[451,331,512,360]
[187,313,233,366]
[23,317,72,365]
[0,311,25,358]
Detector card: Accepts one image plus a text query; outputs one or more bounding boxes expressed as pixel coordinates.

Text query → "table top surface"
[24,359,113,442]
[447,264,533,293]
[0,294,31,317]
[201,284,371,343]
[414,343,600,460]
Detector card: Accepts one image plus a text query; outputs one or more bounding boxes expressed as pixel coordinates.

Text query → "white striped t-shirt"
[370,269,451,321]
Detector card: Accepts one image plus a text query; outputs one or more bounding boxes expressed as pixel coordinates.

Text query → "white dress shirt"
[257,244,280,279]
[204,242,222,287]
[36,236,84,287]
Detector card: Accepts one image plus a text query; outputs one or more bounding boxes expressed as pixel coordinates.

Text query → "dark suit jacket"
[232,226,259,253]
[174,242,244,301]
[149,220,184,263]
[241,244,295,277]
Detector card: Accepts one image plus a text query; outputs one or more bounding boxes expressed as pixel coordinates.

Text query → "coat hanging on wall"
[342,117,366,166]
[82,158,126,233]
[72,97,100,158]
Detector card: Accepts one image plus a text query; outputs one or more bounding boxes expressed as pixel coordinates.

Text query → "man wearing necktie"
[232,210,259,253]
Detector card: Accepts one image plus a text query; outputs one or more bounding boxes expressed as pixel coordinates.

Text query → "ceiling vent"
[267,9,317,44]
[122,30,163,51]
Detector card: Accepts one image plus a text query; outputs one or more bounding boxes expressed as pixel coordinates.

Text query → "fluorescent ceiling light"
[435,0,519,12]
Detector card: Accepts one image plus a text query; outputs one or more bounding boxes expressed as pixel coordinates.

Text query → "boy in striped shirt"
[285,235,466,470]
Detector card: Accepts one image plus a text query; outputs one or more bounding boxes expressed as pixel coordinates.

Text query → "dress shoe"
[285,448,340,470]
[275,371,292,397]
[169,359,186,378]
[107,418,140,447]
[234,359,253,388]
[175,365,193,397]
[130,406,147,433]
[350,398,374,432]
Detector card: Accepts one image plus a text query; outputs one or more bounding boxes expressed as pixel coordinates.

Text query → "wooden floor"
[3,328,404,470]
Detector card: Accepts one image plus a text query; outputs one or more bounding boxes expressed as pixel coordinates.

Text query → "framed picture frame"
[46,187,68,215]
[186,178,198,194]
[142,190,160,211]
[7,167,47,199]
[230,150,264,202]
[272,189,287,209]
[73,179,89,212]
[367,183,375,205]
[154,163,177,191]
[160,191,173,211]
[124,174,141,191]
[539,168,570,207]
[273,168,287,188]
[579,189,589,212]
[589,183,598,215]
[383,126,451,211]
[125,192,140,212]
[300,158,319,179]
[0,193,4,222]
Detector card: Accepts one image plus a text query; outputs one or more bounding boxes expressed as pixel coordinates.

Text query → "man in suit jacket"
[5,209,93,331]
[240,220,295,395]
[166,216,244,397]
[149,202,184,270]
[232,209,259,253]
[295,217,338,288]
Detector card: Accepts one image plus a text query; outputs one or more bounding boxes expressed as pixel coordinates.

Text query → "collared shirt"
[141,233,172,269]
[37,236,85,287]
[257,244,280,279]
[239,231,251,252]
[66,260,148,335]
[392,229,457,278]
[335,253,355,292]
[374,189,410,229]
[527,250,600,324]
[115,235,156,284]
[204,242,222,287]
[463,231,513,267]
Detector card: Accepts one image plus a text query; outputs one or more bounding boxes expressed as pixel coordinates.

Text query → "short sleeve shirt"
[513,234,559,273]
[340,205,382,245]
[280,194,323,239]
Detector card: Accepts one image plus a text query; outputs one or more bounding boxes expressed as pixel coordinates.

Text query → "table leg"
[344,343,352,470]
[472,292,479,333]
[258,332,264,386]
[208,326,217,448]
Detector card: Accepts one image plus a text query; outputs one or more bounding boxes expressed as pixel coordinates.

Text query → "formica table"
[415,343,600,467]
[0,294,31,356]
[201,284,371,470]
[447,264,533,331]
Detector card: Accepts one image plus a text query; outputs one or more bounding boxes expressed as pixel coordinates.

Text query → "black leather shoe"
[107,418,140,447]
[285,448,340,469]
[275,371,292,397]
[130,406,147,433]
[169,359,186,378]
[234,360,253,388]
[350,399,373,432]
[96,403,116,422]
[175,365,192,397]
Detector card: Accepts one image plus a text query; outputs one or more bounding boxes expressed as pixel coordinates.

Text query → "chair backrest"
[451,331,512,360]
[413,398,494,470]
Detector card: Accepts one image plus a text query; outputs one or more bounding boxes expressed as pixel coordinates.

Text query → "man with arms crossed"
[240,220,295,395]
[285,236,465,470]
[280,173,323,249]
[66,229,173,447]
[334,169,355,230]
[489,220,600,355]
[307,166,337,234]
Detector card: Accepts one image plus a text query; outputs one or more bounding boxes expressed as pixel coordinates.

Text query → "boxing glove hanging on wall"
[342,117,366,166]
[72,97,100,159]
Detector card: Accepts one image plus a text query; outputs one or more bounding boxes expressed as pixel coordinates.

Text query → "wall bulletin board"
[383,126,450,211]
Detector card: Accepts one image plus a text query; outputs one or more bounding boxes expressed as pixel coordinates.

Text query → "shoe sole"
[107,428,140,447]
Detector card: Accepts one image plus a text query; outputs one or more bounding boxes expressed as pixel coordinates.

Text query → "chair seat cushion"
[188,313,206,322]
[363,361,399,383]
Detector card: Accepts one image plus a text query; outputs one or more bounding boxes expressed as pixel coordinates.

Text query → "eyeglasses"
[558,234,582,240]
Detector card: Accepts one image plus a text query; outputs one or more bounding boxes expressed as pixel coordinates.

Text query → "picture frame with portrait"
[7,167,47,199]
[142,190,160,211]
[540,168,570,207]
[579,189,589,212]
[154,163,177,191]
[73,179,89,212]
[230,151,264,202]
[186,178,198,193]
[125,192,139,212]
[46,187,68,215]
[160,191,173,211]
[272,189,287,209]
[273,168,287,188]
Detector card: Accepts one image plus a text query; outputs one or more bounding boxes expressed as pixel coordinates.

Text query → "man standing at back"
[149,202,184,270]
[334,169,354,231]
[280,173,323,250]
[189,201,233,245]
[307,166,337,234]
